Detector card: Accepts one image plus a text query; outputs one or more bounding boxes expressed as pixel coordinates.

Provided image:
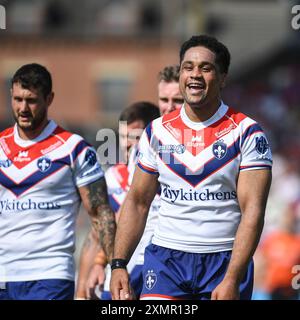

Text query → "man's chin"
[188,100,206,108]
[17,121,33,131]
[185,95,206,106]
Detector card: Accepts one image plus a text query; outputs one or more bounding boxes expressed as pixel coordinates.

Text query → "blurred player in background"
[157,65,183,115]
[76,101,160,299]
[110,35,272,300]
[76,65,183,300]
[0,63,116,300]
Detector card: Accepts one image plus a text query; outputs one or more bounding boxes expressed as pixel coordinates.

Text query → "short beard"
[14,108,47,132]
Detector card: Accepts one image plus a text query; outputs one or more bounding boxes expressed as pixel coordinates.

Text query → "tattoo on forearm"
[86,178,116,261]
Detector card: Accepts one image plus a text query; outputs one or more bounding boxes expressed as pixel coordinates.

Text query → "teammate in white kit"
[0,63,116,300]
[110,35,272,300]
[77,66,185,299]
[76,102,160,299]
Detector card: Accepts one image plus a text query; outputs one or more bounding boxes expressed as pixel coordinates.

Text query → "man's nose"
[191,67,203,78]
[19,100,30,112]
[167,101,175,113]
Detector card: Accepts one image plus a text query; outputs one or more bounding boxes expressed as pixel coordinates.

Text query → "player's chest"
[0,143,73,197]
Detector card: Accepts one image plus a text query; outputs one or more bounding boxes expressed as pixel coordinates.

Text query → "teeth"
[188,83,204,89]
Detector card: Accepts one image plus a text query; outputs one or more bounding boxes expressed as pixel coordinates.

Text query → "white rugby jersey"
[137,102,272,253]
[0,120,104,282]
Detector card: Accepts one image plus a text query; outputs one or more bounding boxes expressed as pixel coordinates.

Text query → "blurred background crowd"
[0,0,299,299]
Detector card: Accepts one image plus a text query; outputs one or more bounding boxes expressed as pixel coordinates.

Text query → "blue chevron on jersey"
[137,102,272,253]
[0,154,71,197]
[157,136,241,187]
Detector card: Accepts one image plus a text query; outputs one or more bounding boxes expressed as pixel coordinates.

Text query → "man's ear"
[46,92,54,106]
[220,73,227,89]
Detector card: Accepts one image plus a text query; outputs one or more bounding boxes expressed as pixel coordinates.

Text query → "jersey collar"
[14,120,58,148]
[180,101,228,130]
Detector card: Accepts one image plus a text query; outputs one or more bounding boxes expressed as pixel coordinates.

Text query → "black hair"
[119,101,160,127]
[11,63,52,98]
[179,35,231,74]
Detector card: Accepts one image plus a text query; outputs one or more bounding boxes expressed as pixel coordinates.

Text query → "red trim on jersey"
[1,126,75,169]
[161,106,247,157]
[52,126,73,142]
[240,165,272,171]
[0,127,14,139]
[161,108,181,123]
[138,161,158,173]
[155,119,244,174]
[162,109,184,142]
[0,127,14,156]
[112,163,129,191]
[0,149,74,185]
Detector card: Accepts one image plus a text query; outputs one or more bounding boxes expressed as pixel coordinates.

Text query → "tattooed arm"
[78,177,116,263]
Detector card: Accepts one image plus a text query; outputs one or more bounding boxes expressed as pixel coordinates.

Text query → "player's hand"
[86,264,106,300]
[110,269,134,300]
[211,278,240,300]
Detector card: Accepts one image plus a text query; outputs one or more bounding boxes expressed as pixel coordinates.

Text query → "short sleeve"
[73,142,104,187]
[137,123,158,174]
[240,123,273,171]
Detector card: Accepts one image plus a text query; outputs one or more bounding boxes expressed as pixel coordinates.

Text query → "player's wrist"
[94,249,108,266]
[94,256,107,266]
[223,270,243,284]
[110,258,128,270]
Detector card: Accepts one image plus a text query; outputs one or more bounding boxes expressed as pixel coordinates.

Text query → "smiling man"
[0,63,116,300]
[110,35,273,300]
